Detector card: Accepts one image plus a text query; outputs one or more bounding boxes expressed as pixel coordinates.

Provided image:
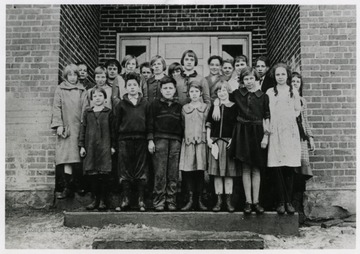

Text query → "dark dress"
[229,87,270,168]
[79,107,114,175]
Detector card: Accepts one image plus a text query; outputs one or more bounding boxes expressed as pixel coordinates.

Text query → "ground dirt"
[5,209,357,249]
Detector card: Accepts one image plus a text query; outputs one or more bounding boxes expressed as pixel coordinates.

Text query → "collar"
[182,102,207,114]
[220,101,235,107]
[182,70,198,78]
[148,75,167,84]
[123,93,143,106]
[160,96,175,105]
[239,87,264,98]
[87,106,110,112]
[59,81,85,90]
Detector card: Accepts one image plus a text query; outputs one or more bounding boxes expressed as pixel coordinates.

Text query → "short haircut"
[207,55,223,66]
[214,80,232,94]
[180,50,198,66]
[255,56,270,67]
[62,63,79,80]
[150,55,167,71]
[90,87,107,100]
[188,80,202,93]
[139,62,152,73]
[168,62,183,77]
[76,61,88,68]
[94,65,107,75]
[124,72,140,87]
[223,59,234,67]
[239,67,260,84]
[235,55,248,65]
[121,55,139,69]
[104,59,121,74]
[159,76,177,88]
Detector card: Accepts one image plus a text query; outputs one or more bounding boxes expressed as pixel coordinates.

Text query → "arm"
[111,75,121,109]
[301,98,315,151]
[293,89,301,117]
[147,101,156,154]
[141,76,148,101]
[50,87,63,131]
[109,109,116,153]
[201,78,211,105]
[205,105,214,148]
[78,110,87,156]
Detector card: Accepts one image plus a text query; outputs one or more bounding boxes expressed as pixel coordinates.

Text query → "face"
[67,71,78,85]
[172,69,182,77]
[235,60,247,74]
[95,72,107,87]
[222,63,234,77]
[243,74,256,91]
[160,82,176,99]
[255,60,268,78]
[126,79,140,96]
[141,67,152,80]
[78,64,88,80]
[217,86,229,101]
[107,64,118,80]
[126,59,137,72]
[92,90,105,106]
[275,67,288,86]
[189,86,201,102]
[209,59,221,76]
[183,54,195,71]
[152,59,164,75]
[292,76,301,92]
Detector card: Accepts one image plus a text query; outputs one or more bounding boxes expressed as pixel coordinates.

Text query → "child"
[120,55,148,101]
[179,81,209,211]
[266,63,301,215]
[89,66,112,109]
[79,87,115,210]
[77,62,95,90]
[148,76,183,211]
[234,55,248,78]
[105,58,125,108]
[140,62,153,81]
[174,50,211,106]
[168,62,183,78]
[206,80,239,212]
[147,55,169,104]
[51,63,89,199]
[222,59,239,91]
[255,56,273,93]
[229,67,270,214]
[113,72,149,212]
[205,55,223,102]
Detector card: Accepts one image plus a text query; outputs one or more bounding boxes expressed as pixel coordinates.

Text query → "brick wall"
[299,5,356,190]
[6,5,61,191]
[59,5,101,83]
[266,5,301,69]
[98,5,267,65]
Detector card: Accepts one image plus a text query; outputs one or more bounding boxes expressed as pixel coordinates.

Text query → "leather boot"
[120,181,130,210]
[212,194,223,212]
[57,174,74,199]
[198,194,207,211]
[86,195,100,210]
[225,194,235,213]
[137,180,146,212]
[181,192,194,211]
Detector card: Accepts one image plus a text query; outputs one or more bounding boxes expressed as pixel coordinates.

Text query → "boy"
[255,56,273,92]
[140,62,153,81]
[77,62,95,90]
[113,72,149,212]
[147,76,183,212]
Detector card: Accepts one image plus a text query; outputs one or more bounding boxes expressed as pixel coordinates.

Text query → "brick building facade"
[5,5,356,216]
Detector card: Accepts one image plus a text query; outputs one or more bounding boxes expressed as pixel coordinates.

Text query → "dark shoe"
[244,202,252,214]
[277,203,285,215]
[86,197,100,210]
[198,196,207,211]
[57,188,74,199]
[155,206,165,212]
[181,192,194,211]
[253,203,264,214]
[138,197,146,212]
[167,203,177,211]
[98,199,107,210]
[285,203,295,214]
[225,194,235,213]
[212,194,223,212]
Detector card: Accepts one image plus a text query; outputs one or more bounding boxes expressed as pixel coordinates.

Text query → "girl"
[228,67,270,214]
[105,58,125,108]
[89,66,112,109]
[206,80,239,212]
[174,50,211,106]
[234,55,248,78]
[222,59,239,91]
[51,63,89,199]
[168,62,183,78]
[140,62,153,81]
[266,63,301,215]
[147,55,169,104]
[205,55,224,102]
[179,81,209,211]
[120,55,148,101]
[79,87,115,210]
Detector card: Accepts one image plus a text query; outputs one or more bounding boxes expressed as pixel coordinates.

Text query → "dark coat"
[79,107,115,173]
[260,74,274,93]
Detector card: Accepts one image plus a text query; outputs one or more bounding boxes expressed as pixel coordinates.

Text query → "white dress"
[266,87,301,167]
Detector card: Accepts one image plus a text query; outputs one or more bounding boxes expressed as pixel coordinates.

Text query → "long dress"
[266,87,301,167]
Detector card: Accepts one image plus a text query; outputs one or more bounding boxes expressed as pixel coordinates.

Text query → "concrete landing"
[64,211,299,236]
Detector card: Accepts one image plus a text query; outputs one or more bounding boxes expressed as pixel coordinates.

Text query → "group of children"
[51,50,315,215]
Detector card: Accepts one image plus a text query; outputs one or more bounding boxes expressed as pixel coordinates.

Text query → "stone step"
[64,211,299,236]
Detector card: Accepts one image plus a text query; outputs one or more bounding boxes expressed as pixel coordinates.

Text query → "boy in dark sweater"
[114,72,149,212]
[148,76,183,211]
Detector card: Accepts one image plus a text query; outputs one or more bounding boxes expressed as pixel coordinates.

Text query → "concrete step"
[64,211,299,236]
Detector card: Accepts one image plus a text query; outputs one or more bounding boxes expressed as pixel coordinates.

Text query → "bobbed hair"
[180,50,198,66]
[63,63,79,81]
[150,55,167,71]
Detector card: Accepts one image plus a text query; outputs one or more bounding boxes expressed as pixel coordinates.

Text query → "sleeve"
[141,76,148,101]
[50,87,63,129]
[263,93,270,119]
[181,106,186,131]
[201,78,211,105]
[111,75,121,109]
[301,98,313,138]
[293,89,301,117]
[78,110,87,147]
[205,105,214,129]
[147,101,155,140]
[113,103,122,143]
[81,89,90,123]
[109,110,116,149]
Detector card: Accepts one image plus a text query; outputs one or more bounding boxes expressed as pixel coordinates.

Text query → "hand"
[56,126,64,136]
[309,137,315,151]
[148,140,155,154]
[226,139,232,149]
[111,147,116,155]
[212,104,221,121]
[80,147,86,157]
[207,138,213,149]
[261,135,269,149]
